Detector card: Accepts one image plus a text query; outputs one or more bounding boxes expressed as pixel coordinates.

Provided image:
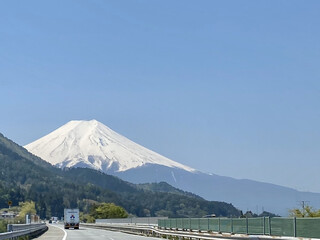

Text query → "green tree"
[80,212,95,223]
[17,201,37,223]
[0,220,7,233]
[91,203,128,219]
[289,204,320,217]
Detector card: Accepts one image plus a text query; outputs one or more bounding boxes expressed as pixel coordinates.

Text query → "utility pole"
[299,201,310,217]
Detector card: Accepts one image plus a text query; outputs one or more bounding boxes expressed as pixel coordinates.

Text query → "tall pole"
[300,200,310,217]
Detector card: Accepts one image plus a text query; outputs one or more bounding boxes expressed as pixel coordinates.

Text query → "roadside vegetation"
[81,202,128,223]
[0,220,7,233]
[0,201,37,233]
[289,204,320,217]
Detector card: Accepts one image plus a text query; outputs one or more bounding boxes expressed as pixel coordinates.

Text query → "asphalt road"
[34,223,160,240]
[33,224,65,240]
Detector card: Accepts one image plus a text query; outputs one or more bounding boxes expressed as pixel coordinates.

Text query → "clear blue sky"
[1,1,320,193]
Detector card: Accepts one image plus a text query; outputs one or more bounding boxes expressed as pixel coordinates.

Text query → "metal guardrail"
[0,223,47,240]
[95,217,168,225]
[83,223,159,238]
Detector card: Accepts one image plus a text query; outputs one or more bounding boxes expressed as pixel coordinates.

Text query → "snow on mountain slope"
[24,120,196,173]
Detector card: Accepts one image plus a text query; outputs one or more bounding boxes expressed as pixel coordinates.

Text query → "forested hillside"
[0,133,240,218]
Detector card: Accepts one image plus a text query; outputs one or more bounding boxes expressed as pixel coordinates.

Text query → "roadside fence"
[158,217,320,239]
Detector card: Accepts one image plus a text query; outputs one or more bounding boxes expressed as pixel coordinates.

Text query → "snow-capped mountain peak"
[24,120,196,173]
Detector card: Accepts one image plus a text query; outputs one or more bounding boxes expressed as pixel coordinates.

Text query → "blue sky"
[1,1,320,194]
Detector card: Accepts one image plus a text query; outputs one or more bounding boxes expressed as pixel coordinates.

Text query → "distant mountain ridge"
[24,120,320,215]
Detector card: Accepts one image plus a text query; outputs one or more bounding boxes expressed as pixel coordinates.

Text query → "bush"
[90,203,128,219]
[0,220,7,233]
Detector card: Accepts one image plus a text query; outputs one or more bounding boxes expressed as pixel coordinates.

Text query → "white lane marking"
[62,228,67,240]
[49,224,68,240]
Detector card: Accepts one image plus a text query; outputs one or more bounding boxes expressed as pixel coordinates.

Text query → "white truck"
[64,208,80,229]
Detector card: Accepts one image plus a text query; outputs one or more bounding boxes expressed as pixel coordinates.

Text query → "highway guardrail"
[0,223,47,240]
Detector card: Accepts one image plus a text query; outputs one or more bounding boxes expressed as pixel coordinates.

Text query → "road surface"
[34,223,159,240]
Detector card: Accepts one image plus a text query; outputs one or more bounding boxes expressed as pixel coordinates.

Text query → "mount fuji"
[25,120,320,215]
[24,120,195,173]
